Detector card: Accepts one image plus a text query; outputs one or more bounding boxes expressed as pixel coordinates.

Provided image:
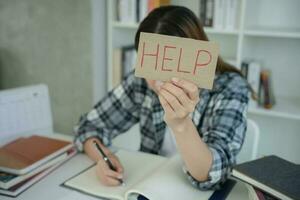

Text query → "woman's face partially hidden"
[145,79,164,94]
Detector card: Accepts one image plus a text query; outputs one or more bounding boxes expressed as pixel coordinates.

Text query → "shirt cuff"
[184,147,224,190]
[73,129,111,152]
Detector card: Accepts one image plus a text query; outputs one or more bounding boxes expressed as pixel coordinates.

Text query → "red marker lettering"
[193,50,212,75]
[177,48,190,74]
[161,45,176,72]
[140,42,160,70]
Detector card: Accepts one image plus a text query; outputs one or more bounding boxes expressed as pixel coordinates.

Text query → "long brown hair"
[134,5,242,76]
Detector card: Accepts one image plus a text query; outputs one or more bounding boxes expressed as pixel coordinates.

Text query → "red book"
[0,135,73,174]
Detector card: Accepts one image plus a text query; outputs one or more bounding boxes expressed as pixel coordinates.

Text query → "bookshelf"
[106,0,300,162]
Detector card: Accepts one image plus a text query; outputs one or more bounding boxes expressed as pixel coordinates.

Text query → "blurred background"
[0,0,107,134]
[0,0,299,163]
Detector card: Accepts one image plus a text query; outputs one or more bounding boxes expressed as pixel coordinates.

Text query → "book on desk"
[0,135,76,197]
[231,155,300,200]
[0,85,77,197]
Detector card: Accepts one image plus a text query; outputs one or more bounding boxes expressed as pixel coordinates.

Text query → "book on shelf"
[200,0,238,30]
[259,70,276,109]
[63,150,214,200]
[113,48,123,87]
[0,135,73,175]
[122,45,137,78]
[113,45,137,87]
[241,60,276,109]
[231,155,300,200]
[241,60,249,78]
[116,0,170,23]
[213,0,224,29]
[241,60,261,108]
[0,148,76,197]
[225,0,238,30]
[200,0,214,27]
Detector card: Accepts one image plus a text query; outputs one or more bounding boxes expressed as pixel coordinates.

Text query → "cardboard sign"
[134,32,220,89]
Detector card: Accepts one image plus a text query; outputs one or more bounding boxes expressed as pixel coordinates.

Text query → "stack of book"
[0,135,76,197]
[116,0,170,23]
[231,155,300,200]
[241,60,276,109]
[113,45,137,87]
[199,0,238,30]
[246,183,280,200]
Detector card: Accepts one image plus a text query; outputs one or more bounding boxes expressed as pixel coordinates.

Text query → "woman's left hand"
[158,77,200,132]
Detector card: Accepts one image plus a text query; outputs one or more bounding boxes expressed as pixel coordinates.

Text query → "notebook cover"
[0,135,70,170]
[233,155,300,200]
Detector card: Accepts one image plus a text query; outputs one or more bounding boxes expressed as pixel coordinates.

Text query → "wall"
[92,0,107,103]
[0,0,94,134]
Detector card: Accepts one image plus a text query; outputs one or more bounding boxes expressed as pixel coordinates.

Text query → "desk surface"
[1,134,250,200]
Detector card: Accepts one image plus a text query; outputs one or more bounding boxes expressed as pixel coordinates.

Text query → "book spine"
[122,46,136,78]
[222,0,227,29]
[213,0,223,29]
[205,0,214,27]
[241,61,249,79]
[158,0,170,6]
[261,70,272,109]
[268,71,276,107]
[226,0,237,30]
[130,0,137,23]
[258,72,264,106]
[147,0,155,13]
[139,0,148,22]
[199,0,207,26]
[117,0,137,23]
[112,48,122,87]
[136,0,140,22]
[248,61,261,96]
[118,0,125,22]
[116,0,121,21]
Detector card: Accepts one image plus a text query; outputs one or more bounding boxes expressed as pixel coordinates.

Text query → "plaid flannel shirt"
[74,71,249,190]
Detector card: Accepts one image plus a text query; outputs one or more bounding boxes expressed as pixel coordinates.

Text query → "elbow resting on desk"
[189,171,210,182]
[183,148,232,190]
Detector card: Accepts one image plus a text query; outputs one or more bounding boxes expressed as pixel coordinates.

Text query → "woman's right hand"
[95,151,124,186]
[83,137,124,186]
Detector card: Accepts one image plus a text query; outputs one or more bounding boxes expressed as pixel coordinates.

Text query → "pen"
[93,141,124,185]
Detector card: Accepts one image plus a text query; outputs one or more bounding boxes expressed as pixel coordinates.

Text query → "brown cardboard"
[134,32,220,89]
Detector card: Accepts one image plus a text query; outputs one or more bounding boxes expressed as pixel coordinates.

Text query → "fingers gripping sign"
[158,78,200,131]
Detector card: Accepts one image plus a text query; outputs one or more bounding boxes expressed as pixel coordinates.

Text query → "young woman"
[74,6,249,190]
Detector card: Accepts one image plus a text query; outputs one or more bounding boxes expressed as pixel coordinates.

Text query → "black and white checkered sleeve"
[73,72,143,152]
[186,75,249,190]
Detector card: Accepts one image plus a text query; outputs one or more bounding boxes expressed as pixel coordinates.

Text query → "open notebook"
[62,150,213,200]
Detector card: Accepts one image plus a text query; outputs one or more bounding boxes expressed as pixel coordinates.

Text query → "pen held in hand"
[93,141,124,185]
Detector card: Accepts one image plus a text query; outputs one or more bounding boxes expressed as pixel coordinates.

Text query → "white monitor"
[0,84,53,145]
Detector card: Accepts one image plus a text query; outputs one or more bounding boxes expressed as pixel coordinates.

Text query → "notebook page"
[63,150,166,200]
[126,154,213,200]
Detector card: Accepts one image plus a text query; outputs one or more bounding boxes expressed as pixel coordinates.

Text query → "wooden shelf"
[204,27,239,35]
[244,27,300,39]
[113,21,240,35]
[113,22,139,29]
[248,97,300,120]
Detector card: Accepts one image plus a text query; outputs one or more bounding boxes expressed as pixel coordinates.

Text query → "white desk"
[1,134,249,200]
